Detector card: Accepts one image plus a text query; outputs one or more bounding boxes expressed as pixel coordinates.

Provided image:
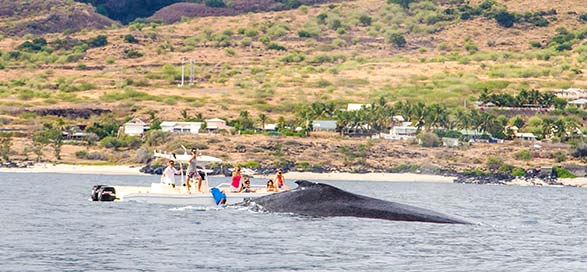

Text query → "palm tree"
[335,110,352,136]
[277,116,287,130]
[410,102,428,130]
[425,104,448,130]
[258,113,268,130]
[540,118,555,139]
[238,111,254,130]
[477,112,496,133]
[454,109,472,130]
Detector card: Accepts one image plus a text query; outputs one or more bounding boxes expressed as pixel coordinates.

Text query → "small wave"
[169,206,223,212]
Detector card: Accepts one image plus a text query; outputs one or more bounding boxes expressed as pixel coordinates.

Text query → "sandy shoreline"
[2,164,587,187]
[0,164,146,176]
[0,163,454,182]
[258,172,455,183]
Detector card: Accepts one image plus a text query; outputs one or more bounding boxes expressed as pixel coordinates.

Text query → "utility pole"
[178,57,185,87]
[189,58,195,86]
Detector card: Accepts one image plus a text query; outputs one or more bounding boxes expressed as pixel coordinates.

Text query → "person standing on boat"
[275,169,289,190]
[231,166,242,192]
[162,160,181,186]
[186,148,198,193]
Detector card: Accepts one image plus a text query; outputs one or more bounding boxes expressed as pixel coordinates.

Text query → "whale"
[247,180,470,224]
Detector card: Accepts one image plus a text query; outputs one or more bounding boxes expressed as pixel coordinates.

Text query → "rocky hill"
[3,0,587,171]
[0,0,116,36]
[77,0,339,24]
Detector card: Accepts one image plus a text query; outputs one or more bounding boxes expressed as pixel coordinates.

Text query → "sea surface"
[0,172,586,271]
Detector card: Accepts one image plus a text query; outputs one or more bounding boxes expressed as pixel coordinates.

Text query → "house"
[384,122,417,140]
[205,118,232,132]
[554,88,587,99]
[391,116,405,127]
[123,118,148,136]
[460,129,491,142]
[312,120,337,131]
[515,132,537,141]
[347,103,370,111]
[263,124,277,131]
[161,121,203,134]
[568,98,587,109]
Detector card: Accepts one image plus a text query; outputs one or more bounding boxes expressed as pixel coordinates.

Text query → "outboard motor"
[96,186,116,201]
[91,185,104,201]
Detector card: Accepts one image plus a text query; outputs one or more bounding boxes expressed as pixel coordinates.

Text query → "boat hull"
[109,183,273,206]
[122,192,271,206]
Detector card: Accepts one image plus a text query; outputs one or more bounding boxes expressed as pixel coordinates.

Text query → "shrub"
[514,149,533,161]
[86,152,107,160]
[316,13,328,24]
[86,35,108,48]
[123,34,139,44]
[529,41,541,48]
[75,150,89,159]
[572,143,587,158]
[205,0,225,8]
[580,14,587,22]
[359,15,372,26]
[76,150,107,160]
[144,130,171,147]
[495,11,515,28]
[281,51,305,63]
[125,49,144,58]
[242,161,261,169]
[298,30,312,38]
[388,33,406,47]
[553,166,576,178]
[18,38,47,52]
[486,156,504,172]
[224,48,236,56]
[267,43,286,51]
[511,168,526,177]
[105,56,116,64]
[419,132,441,147]
[554,151,566,163]
[464,41,478,53]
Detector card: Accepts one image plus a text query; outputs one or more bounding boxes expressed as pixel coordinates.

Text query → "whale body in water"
[248,180,470,224]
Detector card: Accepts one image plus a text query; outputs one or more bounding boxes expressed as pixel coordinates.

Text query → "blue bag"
[211,187,227,205]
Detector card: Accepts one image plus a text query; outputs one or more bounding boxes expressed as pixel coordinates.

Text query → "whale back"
[250,180,470,224]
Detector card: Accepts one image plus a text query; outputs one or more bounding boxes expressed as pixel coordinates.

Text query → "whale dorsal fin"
[295,180,320,188]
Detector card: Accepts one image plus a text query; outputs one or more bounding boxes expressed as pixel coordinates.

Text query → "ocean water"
[0,172,586,271]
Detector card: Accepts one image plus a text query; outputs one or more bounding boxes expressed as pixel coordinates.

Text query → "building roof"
[515,132,537,138]
[125,118,146,126]
[312,120,337,129]
[160,121,203,127]
[460,129,489,136]
[347,104,370,111]
[264,124,277,131]
[206,118,225,123]
[392,115,405,122]
[569,98,587,105]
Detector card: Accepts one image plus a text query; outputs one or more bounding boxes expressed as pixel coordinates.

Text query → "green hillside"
[2,0,587,170]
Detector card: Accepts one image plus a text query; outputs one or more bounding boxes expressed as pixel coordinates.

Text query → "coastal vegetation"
[2,0,587,177]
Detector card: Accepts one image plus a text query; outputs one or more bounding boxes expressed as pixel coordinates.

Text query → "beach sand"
[258,172,455,183]
[0,164,454,183]
[2,164,586,187]
[0,164,145,176]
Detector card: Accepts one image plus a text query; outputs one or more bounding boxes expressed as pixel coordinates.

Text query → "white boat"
[91,146,277,205]
[110,182,274,206]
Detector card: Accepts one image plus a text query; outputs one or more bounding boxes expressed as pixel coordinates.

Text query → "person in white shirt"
[161,160,181,186]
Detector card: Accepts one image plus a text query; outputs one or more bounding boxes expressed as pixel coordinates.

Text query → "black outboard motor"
[98,186,116,201]
[91,185,116,201]
[91,185,104,201]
